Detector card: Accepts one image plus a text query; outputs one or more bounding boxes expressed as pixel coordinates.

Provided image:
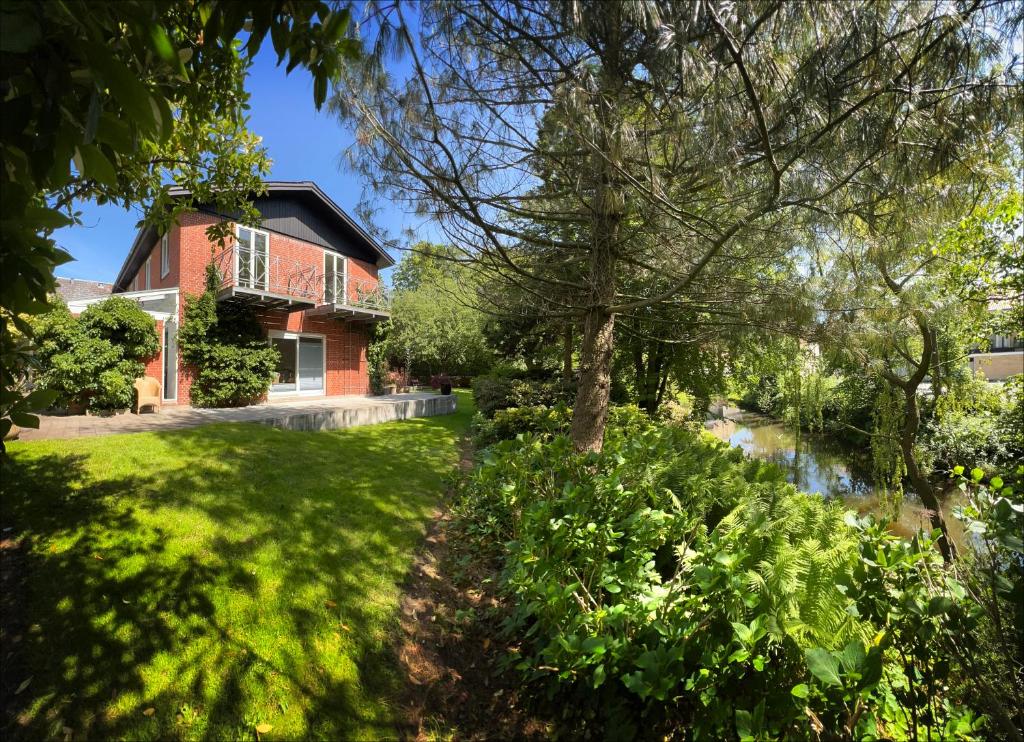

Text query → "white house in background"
[967,300,1023,382]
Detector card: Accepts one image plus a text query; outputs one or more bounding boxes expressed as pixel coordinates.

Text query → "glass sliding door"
[298,338,324,392]
[269,333,324,394]
[271,336,297,393]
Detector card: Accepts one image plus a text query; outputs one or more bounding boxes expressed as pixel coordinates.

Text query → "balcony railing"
[211,246,320,305]
[322,274,392,312]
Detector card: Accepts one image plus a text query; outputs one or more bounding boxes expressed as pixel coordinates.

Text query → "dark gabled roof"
[55,277,114,302]
[113,181,394,291]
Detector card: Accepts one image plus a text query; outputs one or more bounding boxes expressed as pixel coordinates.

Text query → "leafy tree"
[333,0,1019,451]
[383,243,493,378]
[0,0,358,443]
[823,185,1022,562]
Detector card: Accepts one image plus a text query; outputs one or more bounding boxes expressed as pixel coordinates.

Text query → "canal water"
[707,409,965,546]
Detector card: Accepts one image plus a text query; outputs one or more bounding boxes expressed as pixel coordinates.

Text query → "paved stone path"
[15,393,452,442]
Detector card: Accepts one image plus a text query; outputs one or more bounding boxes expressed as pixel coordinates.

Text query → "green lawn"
[0,391,473,741]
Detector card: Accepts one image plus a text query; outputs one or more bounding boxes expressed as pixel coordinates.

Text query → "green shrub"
[178,280,279,408]
[656,393,694,426]
[453,426,867,736]
[78,295,160,360]
[452,422,1003,738]
[471,374,576,417]
[922,378,1023,471]
[471,403,652,449]
[367,339,389,394]
[471,404,572,448]
[30,299,157,410]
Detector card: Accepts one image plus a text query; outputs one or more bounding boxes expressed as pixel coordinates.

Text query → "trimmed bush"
[30,299,158,411]
[471,374,576,417]
[471,403,652,449]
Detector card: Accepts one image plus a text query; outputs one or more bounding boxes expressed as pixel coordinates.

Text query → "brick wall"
[129,230,180,292]
[168,213,378,404]
[143,319,164,382]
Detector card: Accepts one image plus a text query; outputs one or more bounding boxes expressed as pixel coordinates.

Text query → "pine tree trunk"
[568,6,623,453]
[570,304,616,452]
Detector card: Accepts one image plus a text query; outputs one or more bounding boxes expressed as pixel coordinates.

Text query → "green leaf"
[148,24,176,63]
[0,13,41,52]
[928,596,954,615]
[838,640,866,674]
[971,467,984,481]
[80,41,158,134]
[731,621,753,645]
[952,465,964,476]
[735,709,753,741]
[313,73,328,109]
[75,145,118,187]
[791,683,810,699]
[805,648,842,687]
[990,476,1003,490]
[24,206,73,231]
[9,411,40,428]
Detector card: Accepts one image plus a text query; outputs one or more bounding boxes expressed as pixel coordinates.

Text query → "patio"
[16,392,457,441]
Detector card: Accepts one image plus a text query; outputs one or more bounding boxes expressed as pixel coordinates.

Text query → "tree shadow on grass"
[1,411,466,740]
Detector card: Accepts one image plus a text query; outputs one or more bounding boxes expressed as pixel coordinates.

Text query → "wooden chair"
[134,376,163,414]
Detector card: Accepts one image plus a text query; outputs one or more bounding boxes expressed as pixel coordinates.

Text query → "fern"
[716,485,865,648]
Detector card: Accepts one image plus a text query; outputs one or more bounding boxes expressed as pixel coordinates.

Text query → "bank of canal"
[707,406,966,547]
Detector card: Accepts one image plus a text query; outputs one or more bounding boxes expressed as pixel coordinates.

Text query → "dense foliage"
[30,297,159,411]
[472,372,577,418]
[452,414,1024,739]
[376,245,492,380]
[471,403,650,450]
[177,266,278,408]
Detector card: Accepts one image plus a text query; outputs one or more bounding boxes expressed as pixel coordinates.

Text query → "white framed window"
[268,330,326,395]
[324,252,348,304]
[235,224,269,290]
[160,234,170,278]
[162,318,178,401]
[144,256,152,290]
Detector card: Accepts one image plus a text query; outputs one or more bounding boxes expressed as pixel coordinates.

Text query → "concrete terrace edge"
[258,394,457,432]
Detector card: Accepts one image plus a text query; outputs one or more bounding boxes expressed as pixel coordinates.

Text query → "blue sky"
[52,52,419,283]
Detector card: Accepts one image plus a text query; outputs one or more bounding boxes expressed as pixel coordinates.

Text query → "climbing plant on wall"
[177,264,278,407]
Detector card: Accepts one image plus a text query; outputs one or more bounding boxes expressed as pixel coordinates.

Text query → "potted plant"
[386,369,404,395]
[437,374,452,395]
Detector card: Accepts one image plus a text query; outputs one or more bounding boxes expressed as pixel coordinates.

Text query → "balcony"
[309,274,392,323]
[211,245,320,310]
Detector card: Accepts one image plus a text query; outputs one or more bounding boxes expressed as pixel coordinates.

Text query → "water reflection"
[707,412,965,547]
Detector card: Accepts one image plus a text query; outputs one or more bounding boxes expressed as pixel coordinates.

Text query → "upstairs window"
[324,252,348,304]
[160,234,170,277]
[235,225,269,290]
[144,256,151,290]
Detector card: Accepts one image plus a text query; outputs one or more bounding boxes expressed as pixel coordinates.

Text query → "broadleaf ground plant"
[452,412,1024,739]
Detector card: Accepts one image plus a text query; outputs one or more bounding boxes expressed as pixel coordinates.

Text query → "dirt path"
[395,441,550,740]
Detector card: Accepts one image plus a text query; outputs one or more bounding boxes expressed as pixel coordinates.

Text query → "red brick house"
[69,182,394,406]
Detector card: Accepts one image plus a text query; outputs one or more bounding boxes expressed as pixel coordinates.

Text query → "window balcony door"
[324,252,348,304]
[270,332,325,395]
[236,225,269,291]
